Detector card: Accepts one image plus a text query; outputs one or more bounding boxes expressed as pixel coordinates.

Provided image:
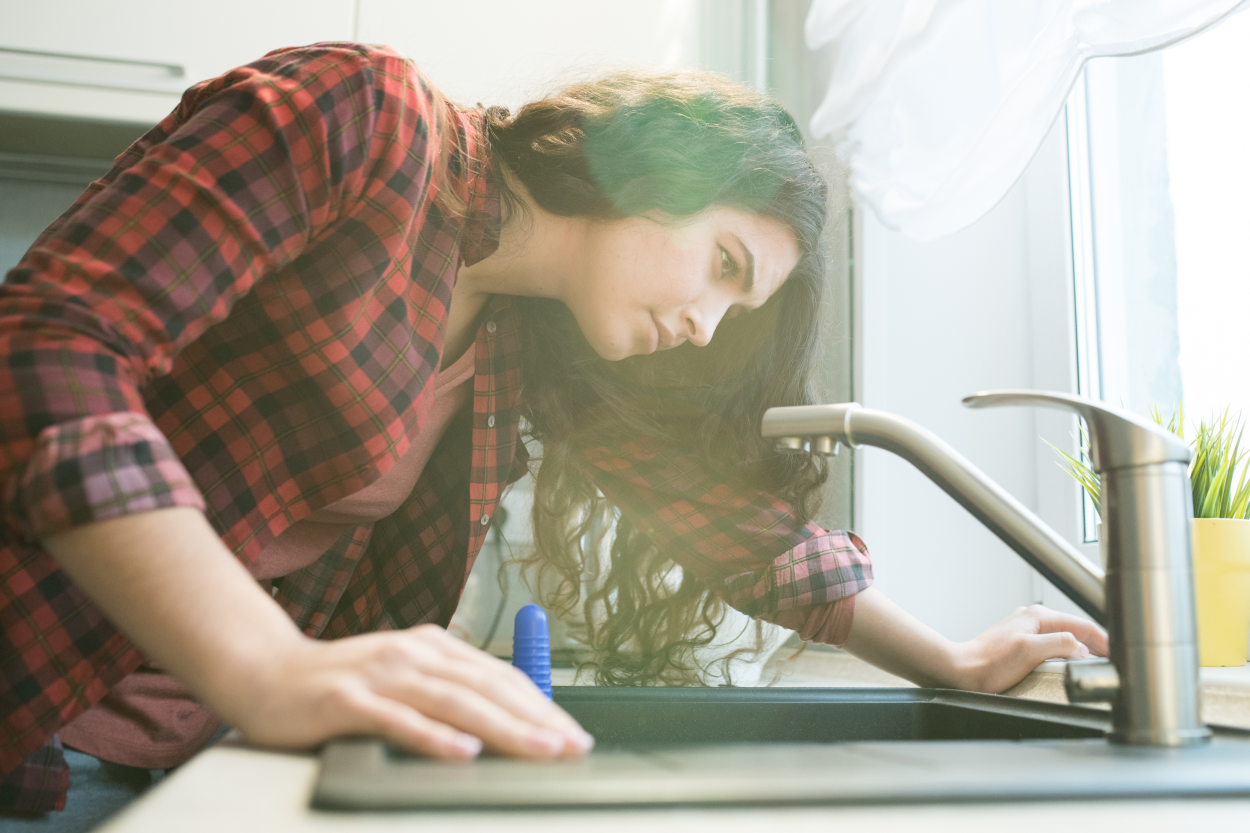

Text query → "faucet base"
[1110,726,1212,747]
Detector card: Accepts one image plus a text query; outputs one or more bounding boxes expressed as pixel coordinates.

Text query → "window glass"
[1161,12,1250,430]
[1067,11,1250,538]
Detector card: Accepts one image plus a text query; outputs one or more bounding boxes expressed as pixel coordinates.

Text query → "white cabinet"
[0,0,704,126]
[0,0,355,124]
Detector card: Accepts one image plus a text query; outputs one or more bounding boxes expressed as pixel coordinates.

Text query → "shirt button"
[486,321,497,334]
[481,514,491,525]
[487,414,495,427]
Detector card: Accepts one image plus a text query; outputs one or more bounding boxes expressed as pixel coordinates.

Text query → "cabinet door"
[1,0,355,122]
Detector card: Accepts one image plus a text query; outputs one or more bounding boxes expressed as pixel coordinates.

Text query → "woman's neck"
[455,172,582,302]
[443,173,581,366]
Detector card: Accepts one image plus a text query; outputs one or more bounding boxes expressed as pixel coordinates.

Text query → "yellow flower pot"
[1192,518,1250,667]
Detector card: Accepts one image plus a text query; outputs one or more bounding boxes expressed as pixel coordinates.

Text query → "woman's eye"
[720,247,738,278]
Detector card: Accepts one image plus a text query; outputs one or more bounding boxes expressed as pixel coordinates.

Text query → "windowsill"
[753,647,1250,731]
[1003,657,1250,729]
[547,643,918,689]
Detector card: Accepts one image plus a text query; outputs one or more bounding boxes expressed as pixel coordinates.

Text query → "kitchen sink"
[557,686,1105,745]
[313,686,1250,810]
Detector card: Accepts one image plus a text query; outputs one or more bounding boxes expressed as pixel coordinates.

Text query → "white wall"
[854,121,1093,642]
[357,0,701,110]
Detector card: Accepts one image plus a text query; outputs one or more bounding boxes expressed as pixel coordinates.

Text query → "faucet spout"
[761,403,1106,622]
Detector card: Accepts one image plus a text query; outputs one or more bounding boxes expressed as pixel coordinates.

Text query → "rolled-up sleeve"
[12,414,205,539]
[576,437,873,625]
[0,44,407,542]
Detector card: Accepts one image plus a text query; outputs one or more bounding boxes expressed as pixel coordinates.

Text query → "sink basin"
[313,686,1250,810]
[558,686,1105,745]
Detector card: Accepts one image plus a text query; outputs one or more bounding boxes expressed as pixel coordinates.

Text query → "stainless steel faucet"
[762,390,1209,747]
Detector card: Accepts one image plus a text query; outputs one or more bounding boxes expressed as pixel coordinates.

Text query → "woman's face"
[563,207,800,361]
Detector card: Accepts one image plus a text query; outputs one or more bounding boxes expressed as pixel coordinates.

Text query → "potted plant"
[1054,406,1250,667]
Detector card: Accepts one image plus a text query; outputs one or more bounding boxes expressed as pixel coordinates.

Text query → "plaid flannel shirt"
[0,43,872,812]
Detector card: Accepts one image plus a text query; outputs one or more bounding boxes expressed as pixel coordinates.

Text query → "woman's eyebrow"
[733,234,755,293]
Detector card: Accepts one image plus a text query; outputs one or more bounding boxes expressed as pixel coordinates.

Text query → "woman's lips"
[652,319,679,351]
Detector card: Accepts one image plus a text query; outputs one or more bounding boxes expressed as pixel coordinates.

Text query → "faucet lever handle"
[962,390,1190,472]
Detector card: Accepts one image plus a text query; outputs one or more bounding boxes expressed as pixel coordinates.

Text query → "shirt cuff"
[9,412,206,542]
[762,595,858,648]
[718,529,873,618]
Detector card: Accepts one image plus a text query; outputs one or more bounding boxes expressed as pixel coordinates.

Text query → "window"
[1065,11,1250,539]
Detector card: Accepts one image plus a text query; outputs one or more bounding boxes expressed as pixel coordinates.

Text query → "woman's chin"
[589,335,646,362]
[603,347,641,362]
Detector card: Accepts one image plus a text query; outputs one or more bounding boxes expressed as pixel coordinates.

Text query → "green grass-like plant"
[1051,403,1250,521]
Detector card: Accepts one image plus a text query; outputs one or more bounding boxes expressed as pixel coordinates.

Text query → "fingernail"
[531,729,565,754]
[1080,643,1090,658]
[571,731,595,753]
[452,734,483,757]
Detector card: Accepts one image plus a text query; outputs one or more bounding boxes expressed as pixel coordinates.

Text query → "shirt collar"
[456,108,502,267]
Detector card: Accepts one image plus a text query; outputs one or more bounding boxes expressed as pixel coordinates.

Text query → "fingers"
[426,658,590,747]
[395,625,594,757]
[414,625,590,727]
[1026,606,1110,657]
[383,672,582,759]
[961,606,1109,694]
[415,642,586,728]
[1031,630,1090,662]
[337,683,484,760]
[974,630,1086,694]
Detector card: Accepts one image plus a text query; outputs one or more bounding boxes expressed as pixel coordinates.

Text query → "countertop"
[772,646,1250,729]
[96,651,1250,833]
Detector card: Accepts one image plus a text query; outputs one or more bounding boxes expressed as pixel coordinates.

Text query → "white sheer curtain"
[806,0,1250,240]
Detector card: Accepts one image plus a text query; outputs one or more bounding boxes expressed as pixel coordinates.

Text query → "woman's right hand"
[42,507,591,762]
[233,624,593,760]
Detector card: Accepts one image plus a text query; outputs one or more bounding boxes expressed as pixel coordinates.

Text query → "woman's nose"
[681,305,717,347]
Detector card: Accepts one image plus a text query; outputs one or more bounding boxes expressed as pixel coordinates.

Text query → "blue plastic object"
[512,604,552,698]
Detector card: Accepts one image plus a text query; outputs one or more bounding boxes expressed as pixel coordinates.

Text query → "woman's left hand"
[841,587,1108,695]
[949,604,1109,693]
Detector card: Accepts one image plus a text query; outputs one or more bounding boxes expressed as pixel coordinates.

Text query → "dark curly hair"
[481,68,830,686]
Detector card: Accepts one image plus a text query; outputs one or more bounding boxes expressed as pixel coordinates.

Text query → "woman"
[0,42,1106,817]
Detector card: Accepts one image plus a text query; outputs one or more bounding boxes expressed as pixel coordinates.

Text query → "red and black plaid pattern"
[0,42,503,808]
[0,732,67,813]
[0,42,873,812]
